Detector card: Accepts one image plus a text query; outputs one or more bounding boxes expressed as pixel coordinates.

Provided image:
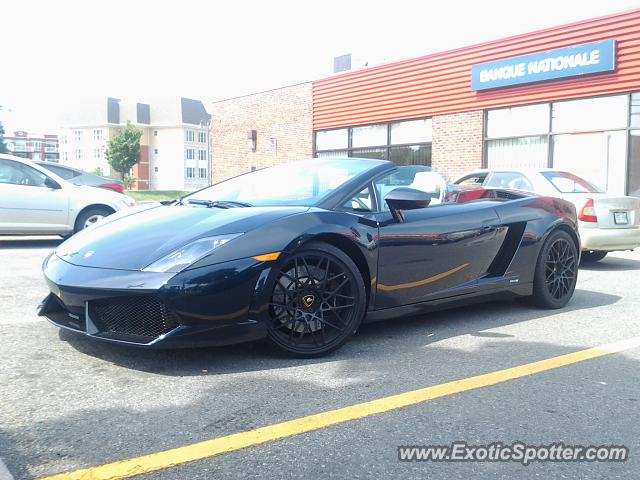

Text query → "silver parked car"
[0,154,135,236]
[452,169,640,262]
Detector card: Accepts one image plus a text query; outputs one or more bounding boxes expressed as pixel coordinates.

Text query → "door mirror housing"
[384,187,431,223]
[44,177,62,189]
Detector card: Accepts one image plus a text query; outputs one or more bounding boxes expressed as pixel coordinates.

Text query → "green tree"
[106,121,142,180]
[0,121,8,154]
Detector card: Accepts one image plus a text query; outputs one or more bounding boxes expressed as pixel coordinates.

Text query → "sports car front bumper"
[38,253,271,348]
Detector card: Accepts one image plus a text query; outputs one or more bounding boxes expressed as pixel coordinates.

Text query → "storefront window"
[316,150,348,158]
[389,145,431,166]
[486,104,549,138]
[315,129,348,151]
[630,93,640,128]
[487,136,548,169]
[352,124,387,148]
[390,119,432,144]
[486,93,634,194]
[315,118,432,166]
[552,131,627,194]
[627,131,640,198]
[351,147,387,160]
[552,95,628,133]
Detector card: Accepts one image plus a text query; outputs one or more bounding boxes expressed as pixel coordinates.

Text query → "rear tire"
[266,241,366,357]
[581,250,607,263]
[529,229,578,309]
[74,207,111,233]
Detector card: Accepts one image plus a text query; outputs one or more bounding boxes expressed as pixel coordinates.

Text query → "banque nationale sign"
[471,40,616,91]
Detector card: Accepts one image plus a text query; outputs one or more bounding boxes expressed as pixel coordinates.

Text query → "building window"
[186,167,195,178]
[185,130,195,142]
[198,149,207,161]
[93,129,103,141]
[487,136,548,170]
[74,130,82,142]
[552,95,628,133]
[198,131,206,143]
[390,119,432,144]
[32,141,42,150]
[315,129,348,151]
[314,119,433,166]
[45,143,57,152]
[154,148,159,155]
[352,124,387,148]
[62,135,68,144]
[185,148,195,160]
[75,149,82,160]
[199,167,207,178]
[94,148,102,159]
[485,93,631,195]
[389,144,432,166]
[62,152,69,162]
[153,130,158,137]
[486,104,549,138]
[154,166,159,173]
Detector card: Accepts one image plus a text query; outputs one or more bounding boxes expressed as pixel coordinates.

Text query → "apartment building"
[59,97,210,190]
[5,131,59,162]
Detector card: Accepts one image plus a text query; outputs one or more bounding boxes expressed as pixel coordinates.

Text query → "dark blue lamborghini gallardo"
[39,158,580,357]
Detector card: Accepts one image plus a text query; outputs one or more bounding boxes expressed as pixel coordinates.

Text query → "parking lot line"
[40,336,640,480]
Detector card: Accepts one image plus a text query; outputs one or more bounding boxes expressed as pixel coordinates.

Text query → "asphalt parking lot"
[1,236,639,479]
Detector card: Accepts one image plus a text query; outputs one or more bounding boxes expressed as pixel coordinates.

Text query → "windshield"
[186,159,381,206]
[541,171,604,194]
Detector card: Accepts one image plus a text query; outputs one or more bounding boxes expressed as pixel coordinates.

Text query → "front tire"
[530,229,578,309]
[74,207,111,233]
[266,242,366,357]
[581,250,607,263]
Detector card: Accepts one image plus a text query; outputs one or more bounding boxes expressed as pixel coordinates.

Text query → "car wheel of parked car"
[581,250,608,263]
[266,242,366,357]
[74,207,112,233]
[529,229,578,309]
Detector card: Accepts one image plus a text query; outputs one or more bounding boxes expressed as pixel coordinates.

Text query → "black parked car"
[39,158,579,356]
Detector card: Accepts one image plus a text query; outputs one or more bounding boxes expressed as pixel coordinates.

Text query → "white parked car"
[0,154,136,237]
[452,169,640,262]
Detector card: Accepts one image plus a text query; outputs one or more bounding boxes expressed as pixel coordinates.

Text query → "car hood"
[56,204,308,270]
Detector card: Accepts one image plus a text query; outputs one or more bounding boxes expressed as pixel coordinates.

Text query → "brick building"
[211,9,640,197]
[5,131,59,162]
[210,83,312,182]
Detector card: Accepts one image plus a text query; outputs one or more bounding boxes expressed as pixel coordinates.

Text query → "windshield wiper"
[185,199,253,208]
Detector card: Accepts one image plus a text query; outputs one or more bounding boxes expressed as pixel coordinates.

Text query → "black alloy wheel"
[545,237,577,300]
[266,242,366,357]
[530,229,578,309]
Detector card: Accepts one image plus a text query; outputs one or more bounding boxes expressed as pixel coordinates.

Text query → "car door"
[0,159,70,234]
[373,167,503,309]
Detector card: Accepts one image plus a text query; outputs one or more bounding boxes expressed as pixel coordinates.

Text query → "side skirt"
[364,282,533,323]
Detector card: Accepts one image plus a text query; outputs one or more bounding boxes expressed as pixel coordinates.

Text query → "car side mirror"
[44,177,62,189]
[384,187,431,223]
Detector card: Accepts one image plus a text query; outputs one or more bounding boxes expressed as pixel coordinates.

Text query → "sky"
[1,0,639,133]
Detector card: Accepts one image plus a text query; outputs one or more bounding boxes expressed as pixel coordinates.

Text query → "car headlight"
[142,233,243,273]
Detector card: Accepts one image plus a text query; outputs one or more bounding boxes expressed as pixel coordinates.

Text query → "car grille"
[89,295,179,339]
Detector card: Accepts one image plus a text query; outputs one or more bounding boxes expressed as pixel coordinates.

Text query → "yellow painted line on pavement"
[41,336,640,480]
